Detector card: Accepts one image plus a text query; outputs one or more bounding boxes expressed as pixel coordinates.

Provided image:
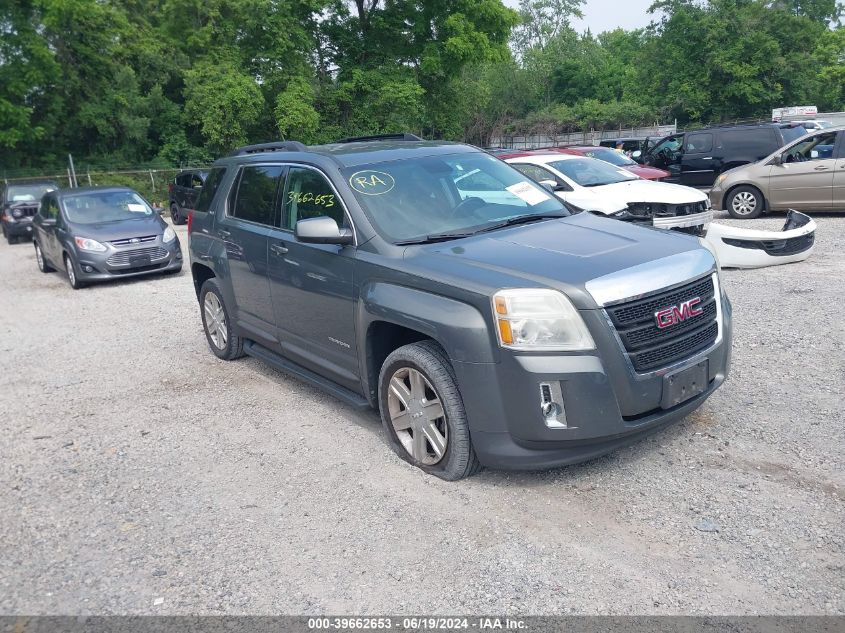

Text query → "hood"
[596,179,709,204]
[68,214,166,242]
[624,165,670,180]
[407,211,711,309]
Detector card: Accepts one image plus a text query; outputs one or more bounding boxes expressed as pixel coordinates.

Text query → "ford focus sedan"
[32,186,182,289]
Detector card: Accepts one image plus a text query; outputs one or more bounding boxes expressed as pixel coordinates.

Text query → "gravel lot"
[1,212,843,616]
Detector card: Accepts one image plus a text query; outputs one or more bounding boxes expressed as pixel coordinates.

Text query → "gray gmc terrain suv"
[189,136,732,480]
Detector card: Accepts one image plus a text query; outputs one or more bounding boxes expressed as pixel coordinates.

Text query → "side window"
[194,167,228,213]
[176,174,189,187]
[281,167,343,230]
[784,131,838,163]
[41,196,59,219]
[685,133,713,153]
[229,165,283,225]
[190,173,205,188]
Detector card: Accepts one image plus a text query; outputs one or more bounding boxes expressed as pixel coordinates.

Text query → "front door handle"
[270,243,289,256]
[814,165,830,171]
[218,229,231,238]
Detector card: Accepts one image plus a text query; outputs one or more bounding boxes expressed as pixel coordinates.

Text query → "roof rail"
[229,141,307,156]
[335,133,424,144]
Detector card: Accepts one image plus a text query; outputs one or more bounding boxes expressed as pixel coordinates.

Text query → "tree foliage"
[0,0,841,171]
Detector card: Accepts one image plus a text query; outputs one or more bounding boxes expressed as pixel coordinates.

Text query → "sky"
[504,0,658,35]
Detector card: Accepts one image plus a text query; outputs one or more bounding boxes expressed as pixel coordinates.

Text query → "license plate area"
[661,360,708,409]
[129,254,151,267]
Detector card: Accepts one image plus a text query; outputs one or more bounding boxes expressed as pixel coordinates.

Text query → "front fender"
[357,282,496,364]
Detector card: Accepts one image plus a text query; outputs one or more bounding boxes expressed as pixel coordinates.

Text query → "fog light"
[83,265,94,273]
[539,382,568,429]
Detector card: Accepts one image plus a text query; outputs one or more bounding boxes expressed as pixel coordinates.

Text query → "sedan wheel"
[64,253,83,289]
[35,242,53,273]
[387,367,448,465]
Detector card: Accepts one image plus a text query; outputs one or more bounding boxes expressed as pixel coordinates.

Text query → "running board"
[243,340,371,411]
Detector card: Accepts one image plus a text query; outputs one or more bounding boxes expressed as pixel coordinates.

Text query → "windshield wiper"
[394,231,476,246]
[394,213,567,245]
[474,212,567,234]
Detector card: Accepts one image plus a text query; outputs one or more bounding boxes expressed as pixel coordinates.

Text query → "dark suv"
[189,136,732,480]
[1,181,59,244]
[641,123,807,187]
[169,170,207,225]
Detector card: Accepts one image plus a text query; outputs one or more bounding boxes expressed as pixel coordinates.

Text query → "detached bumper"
[703,211,816,269]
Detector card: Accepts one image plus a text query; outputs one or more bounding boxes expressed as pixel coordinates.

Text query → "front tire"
[200,278,244,360]
[378,341,481,481]
[726,186,764,219]
[35,242,54,272]
[64,253,85,289]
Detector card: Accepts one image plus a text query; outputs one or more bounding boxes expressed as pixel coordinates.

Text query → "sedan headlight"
[163,227,176,243]
[492,288,595,351]
[74,237,107,252]
[715,173,727,187]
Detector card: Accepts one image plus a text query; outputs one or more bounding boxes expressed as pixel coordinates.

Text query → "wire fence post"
[149,169,155,194]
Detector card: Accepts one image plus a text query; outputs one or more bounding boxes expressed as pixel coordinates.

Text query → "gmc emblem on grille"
[655,297,703,329]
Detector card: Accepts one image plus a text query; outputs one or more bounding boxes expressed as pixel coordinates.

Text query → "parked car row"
[2,129,831,480]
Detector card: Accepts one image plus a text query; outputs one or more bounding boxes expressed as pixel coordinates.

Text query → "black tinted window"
[686,133,713,153]
[281,167,344,230]
[781,125,806,144]
[194,167,227,213]
[230,165,283,225]
[719,129,774,154]
[40,196,59,219]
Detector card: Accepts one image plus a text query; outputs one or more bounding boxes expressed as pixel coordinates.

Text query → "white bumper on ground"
[702,211,816,269]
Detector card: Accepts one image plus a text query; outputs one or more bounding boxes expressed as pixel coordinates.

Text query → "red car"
[539,146,670,181]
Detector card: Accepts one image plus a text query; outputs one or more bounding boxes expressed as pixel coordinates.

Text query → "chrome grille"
[110,235,157,246]
[106,246,168,267]
[607,275,719,373]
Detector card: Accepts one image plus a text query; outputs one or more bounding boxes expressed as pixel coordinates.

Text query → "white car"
[503,153,713,233]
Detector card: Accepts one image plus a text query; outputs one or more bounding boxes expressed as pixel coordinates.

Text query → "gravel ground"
[0,213,843,616]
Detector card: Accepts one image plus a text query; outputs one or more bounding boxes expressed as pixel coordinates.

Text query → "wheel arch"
[192,262,216,300]
[357,282,495,406]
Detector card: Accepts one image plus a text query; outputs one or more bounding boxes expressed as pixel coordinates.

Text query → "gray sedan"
[32,186,182,289]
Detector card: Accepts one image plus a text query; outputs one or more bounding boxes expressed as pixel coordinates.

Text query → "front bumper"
[454,291,733,470]
[702,211,816,269]
[73,237,183,282]
[5,219,34,238]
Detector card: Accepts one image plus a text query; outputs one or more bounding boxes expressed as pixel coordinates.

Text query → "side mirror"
[539,179,557,193]
[152,206,164,215]
[295,216,353,245]
[771,154,782,166]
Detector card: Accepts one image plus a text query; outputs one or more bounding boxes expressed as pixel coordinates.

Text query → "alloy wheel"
[731,191,758,216]
[203,292,228,350]
[35,244,44,271]
[387,367,448,465]
[65,255,76,286]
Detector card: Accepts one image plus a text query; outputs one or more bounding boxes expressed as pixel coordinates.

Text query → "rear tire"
[378,340,481,481]
[64,253,85,289]
[726,186,764,219]
[200,278,244,360]
[170,203,185,225]
[35,242,54,273]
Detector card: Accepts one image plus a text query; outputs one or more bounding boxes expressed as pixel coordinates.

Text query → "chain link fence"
[1,165,211,206]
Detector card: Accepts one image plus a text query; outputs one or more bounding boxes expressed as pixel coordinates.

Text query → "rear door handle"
[270,243,288,256]
[814,165,830,171]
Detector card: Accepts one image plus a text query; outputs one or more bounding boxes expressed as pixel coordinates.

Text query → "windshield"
[342,152,568,243]
[549,158,638,187]
[575,147,636,167]
[7,184,56,203]
[63,191,154,224]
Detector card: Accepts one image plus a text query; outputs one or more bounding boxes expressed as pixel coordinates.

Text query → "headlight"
[74,236,107,252]
[163,227,176,243]
[11,209,23,219]
[715,174,727,187]
[492,288,595,351]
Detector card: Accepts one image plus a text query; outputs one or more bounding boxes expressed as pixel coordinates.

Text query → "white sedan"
[504,153,713,232]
